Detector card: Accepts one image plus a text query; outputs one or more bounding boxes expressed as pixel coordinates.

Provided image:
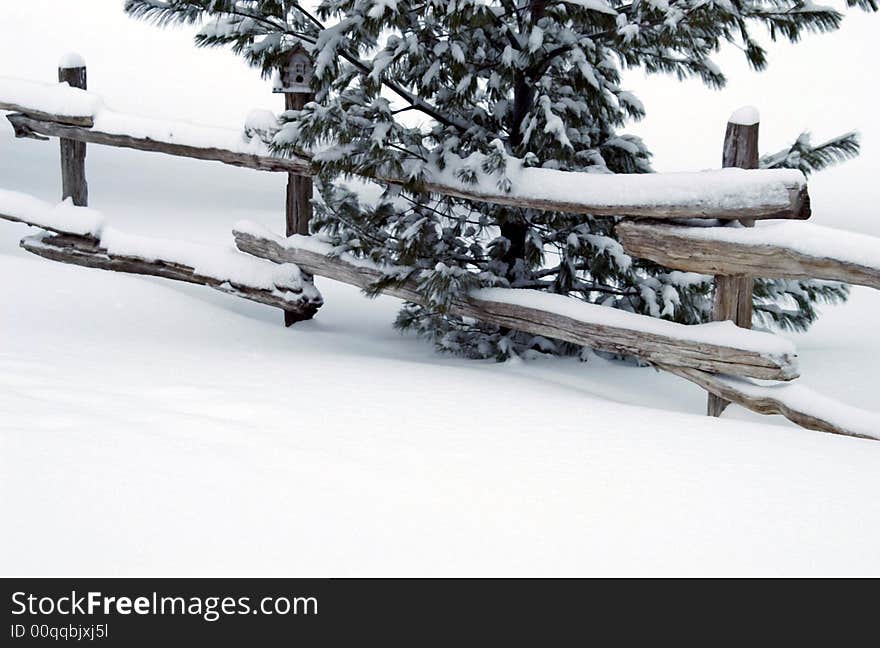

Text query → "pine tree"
[754,131,861,331]
[126,0,876,357]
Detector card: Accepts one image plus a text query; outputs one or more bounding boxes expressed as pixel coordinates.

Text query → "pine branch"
[124,0,479,135]
[760,131,861,177]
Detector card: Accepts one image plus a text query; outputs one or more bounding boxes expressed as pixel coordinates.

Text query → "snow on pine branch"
[761,131,861,177]
[561,0,619,15]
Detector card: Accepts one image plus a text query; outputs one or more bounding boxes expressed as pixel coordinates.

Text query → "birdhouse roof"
[285,42,309,60]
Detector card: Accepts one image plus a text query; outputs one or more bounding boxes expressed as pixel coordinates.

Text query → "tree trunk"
[500,3,545,286]
[500,71,534,281]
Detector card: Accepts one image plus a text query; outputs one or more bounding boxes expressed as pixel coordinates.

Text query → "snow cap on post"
[58,52,86,70]
[729,105,760,126]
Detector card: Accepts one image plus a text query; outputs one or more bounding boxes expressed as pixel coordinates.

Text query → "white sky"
[2,0,878,232]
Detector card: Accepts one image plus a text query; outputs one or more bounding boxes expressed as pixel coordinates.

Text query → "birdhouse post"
[275,44,315,327]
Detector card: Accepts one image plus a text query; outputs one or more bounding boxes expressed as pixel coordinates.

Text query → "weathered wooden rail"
[21,231,322,318]
[2,75,810,222]
[0,191,322,319]
[7,111,811,221]
[0,77,96,127]
[231,224,880,439]
[617,221,880,290]
[232,224,798,381]
[660,366,880,441]
[3,61,879,441]
[7,112,312,174]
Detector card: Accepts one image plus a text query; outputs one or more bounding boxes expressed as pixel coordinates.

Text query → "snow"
[93,109,275,156]
[665,221,880,269]
[715,375,880,441]
[2,75,802,217]
[244,224,793,360]
[236,222,389,272]
[58,51,86,69]
[4,123,880,576]
[0,75,283,157]
[474,287,795,357]
[0,76,102,117]
[563,0,619,15]
[0,189,104,236]
[2,0,880,579]
[0,188,318,298]
[97,227,319,298]
[367,0,398,19]
[431,153,805,212]
[244,109,279,133]
[729,105,760,125]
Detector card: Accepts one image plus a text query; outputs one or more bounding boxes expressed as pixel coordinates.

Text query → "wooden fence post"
[708,107,759,417]
[277,45,315,327]
[58,55,88,206]
[285,92,312,240]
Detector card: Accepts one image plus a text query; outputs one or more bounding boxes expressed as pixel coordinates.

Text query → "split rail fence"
[2,61,879,440]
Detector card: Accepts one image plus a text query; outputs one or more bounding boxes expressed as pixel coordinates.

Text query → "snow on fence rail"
[0,75,811,221]
[0,190,322,320]
[231,224,879,440]
[230,223,878,440]
[6,111,311,174]
[5,62,879,440]
[662,366,880,441]
[616,220,880,290]
[232,222,798,381]
[0,76,99,127]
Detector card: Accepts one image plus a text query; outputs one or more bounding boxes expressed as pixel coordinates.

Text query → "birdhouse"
[273,44,313,94]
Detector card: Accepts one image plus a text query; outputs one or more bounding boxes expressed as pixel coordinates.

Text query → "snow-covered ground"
[3,121,880,577]
[3,0,880,577]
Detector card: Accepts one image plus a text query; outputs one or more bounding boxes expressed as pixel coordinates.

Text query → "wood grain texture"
[0,101,94,127]
[721,120,758,335]
[284,91,313,238]
[616,221,880,289]
[20,232,322,321]
[0,209,87,235]
[284,92,314,327]
[662,365,878,441]
[57,66,88,207]
[708,118,760,416]
[408,177,810,222]
[233,229,799,381]
[6,113,811,221]
[6,113,313,175]
[723,122,760,170]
